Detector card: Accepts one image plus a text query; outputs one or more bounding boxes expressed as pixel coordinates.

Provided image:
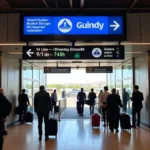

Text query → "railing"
[58,98,67,121]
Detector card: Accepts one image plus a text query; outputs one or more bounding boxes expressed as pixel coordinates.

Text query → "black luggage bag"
[25,112,33,123]
[120,113,131,131]
[76,101,81,114]
[55,106,59,113]
[47,118,58,137]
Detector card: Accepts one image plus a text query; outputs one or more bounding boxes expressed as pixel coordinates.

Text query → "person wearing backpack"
[0,88,12,150]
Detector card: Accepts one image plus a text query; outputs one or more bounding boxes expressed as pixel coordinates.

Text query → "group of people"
[0,84,144,149]
[18,88,58,125]
[77,85,144,132]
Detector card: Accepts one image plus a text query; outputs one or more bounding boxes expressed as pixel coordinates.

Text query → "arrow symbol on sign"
[110,21,120,31]
[27,49,34,57]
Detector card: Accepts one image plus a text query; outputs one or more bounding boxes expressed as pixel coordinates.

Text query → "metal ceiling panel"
[0,0,12,11]
[46,0,58,8]
[57,0,70,8]
[135,0,150,7]
[8,0,46,8]
[84,0,132,8]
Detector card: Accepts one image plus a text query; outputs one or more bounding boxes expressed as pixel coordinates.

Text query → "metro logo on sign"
[23,16,123,35]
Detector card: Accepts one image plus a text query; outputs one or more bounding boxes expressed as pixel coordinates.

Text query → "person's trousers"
[37,113,49,137]
[123,102,127,112]
[109,116,119,130]
[90,104,94,114]
[132,109,141,126]
[19,107,27,123]
[102,107,108,124]
[79,102,84,115]
[52,101,57,113]
[0,122,4,150]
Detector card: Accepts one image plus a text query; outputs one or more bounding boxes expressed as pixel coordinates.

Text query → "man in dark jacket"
[77,88,86,116]
[18,89,30,124]
[34,85,51,141]
[88,88,97,115]
[0,88,12,150]
[131,85,144,128]
[107,88,123,132]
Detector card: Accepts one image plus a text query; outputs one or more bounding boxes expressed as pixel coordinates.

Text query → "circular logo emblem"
[92,48,102,58]
[58,18,72,33]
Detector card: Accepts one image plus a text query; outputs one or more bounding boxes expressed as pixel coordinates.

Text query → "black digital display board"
[86,66,113,73]
[22,46,124,60]
[44,67,71,73]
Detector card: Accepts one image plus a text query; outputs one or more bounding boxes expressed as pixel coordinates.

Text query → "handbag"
[85,100,91,105]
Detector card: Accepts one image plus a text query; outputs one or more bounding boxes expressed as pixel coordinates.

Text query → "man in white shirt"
[99,86,110,127]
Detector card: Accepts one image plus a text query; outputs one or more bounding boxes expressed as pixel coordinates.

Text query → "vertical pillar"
[0,51,2,87]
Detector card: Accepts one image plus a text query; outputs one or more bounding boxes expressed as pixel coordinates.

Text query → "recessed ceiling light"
[0,43,26,46]
[9,52,22,54]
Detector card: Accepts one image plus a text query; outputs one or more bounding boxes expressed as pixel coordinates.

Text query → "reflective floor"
[3,119,150,150]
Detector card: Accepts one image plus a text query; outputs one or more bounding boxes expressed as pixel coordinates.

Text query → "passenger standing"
[0,88,12,150]
[51,90,58,114]
[99,86,110,127]
[131,85,144,128]
[88,89,97,115]
[107,88,123,132]
[34,86,51,141]
[18,89,30,124]
[123,88,129,112]
[77,88,86,116]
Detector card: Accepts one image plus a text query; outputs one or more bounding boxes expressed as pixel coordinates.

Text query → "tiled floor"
[3,119,150,150]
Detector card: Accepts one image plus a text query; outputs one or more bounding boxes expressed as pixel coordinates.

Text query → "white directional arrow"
[27,49,34,57]
[110,21,120,31]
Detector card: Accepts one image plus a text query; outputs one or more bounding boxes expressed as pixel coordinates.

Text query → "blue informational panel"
[23,16,123,35]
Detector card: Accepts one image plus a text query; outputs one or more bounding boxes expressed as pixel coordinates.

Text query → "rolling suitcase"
[76,101,81,114]
[25,112,33,123]
[92,113,100,128]
[120,113,131,131]
[47,114,58,137]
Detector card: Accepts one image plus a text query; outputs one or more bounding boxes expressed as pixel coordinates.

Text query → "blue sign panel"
[24,16,123,35]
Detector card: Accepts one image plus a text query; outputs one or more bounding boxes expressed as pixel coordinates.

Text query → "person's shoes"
[131,125,136,128]
[137,124,140,128]
[3,130,8,136]
[39,136,42,141]
[45,136,49,141]
[116,129,119,133]
[82,114,84,116]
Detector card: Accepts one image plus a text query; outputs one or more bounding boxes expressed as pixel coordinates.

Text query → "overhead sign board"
[44,67,71,73]
[20,15,126,41]
[86,66,113,73]
[22,46,124,60]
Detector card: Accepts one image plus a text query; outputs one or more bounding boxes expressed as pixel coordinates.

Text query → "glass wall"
[22,61,46,113]
[107,60,133,115]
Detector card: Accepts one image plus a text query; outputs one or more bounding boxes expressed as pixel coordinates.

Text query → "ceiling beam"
[56,0,59,12]
[128,0,139,12]
[5,0,14,10]
[41,0,51,10]
[14,7,150,11]
[80,0,84,8]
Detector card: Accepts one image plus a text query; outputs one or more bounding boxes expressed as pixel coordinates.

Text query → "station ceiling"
[0,0,150,13]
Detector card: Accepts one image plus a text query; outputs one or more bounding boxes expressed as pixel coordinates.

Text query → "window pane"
[33,67,40,81]
[23,63,32,79]
[115,67,122,80]
[123,79,132,115]
[123,61,132,79]
[116,81,122,99]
